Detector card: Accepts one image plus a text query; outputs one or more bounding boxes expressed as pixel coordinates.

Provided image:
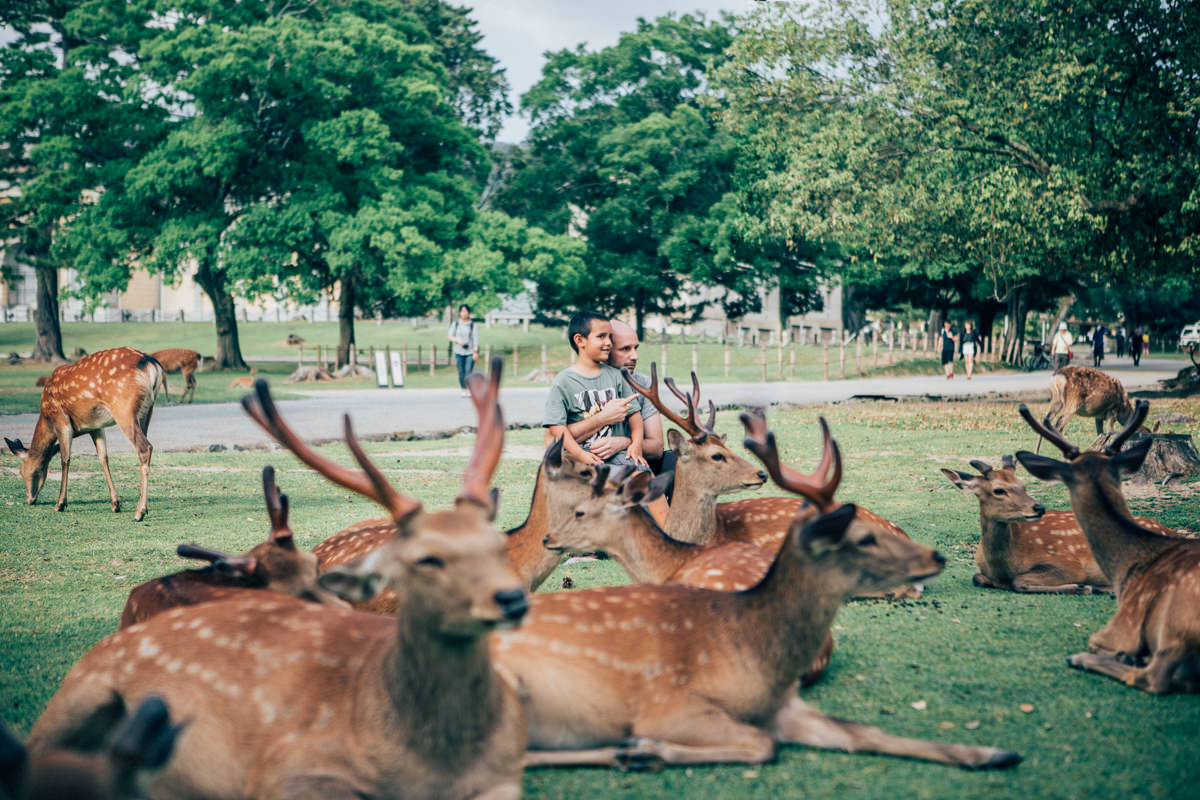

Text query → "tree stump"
[1090,432,1200,487]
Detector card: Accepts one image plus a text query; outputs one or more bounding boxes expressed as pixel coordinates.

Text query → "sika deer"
[491,411,1020,770]
[150,349,201,404]
[30,366,529,799]
[943,456,1177,594]
[315,437,607,598]
[1042,366,1144,445]
[626,366,923,599]
[2,695,183,800]
[1017,401,1200,693]
[5,347,164,521]
[119,466,347,628]
[543,466,833,687]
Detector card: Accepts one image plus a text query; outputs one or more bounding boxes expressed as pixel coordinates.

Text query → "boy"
[543,310,647,469]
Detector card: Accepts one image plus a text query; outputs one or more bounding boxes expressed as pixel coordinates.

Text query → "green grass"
[0,321,1026,414]
[2,398,1198,799]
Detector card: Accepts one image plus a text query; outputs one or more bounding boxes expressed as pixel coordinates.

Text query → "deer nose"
[1032,504,1045,515]
[932,551,947,567]
[494,588,528,622]
[756,470,767,482]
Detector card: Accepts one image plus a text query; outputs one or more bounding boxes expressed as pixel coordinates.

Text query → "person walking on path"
[1092,323,1108,368]
[960,320,982,380]
[448,303,479,397]
[1051,322,1073,372]
[1130,329,1144,367]
[940,319,958,379]
[1116,326,1126,358]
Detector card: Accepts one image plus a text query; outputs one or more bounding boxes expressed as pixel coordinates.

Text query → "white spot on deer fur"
[138,638,161,658]
[197,628,213,640]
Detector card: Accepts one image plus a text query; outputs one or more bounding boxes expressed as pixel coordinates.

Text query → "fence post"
[724,341,730,377]
[872,334,878,368]
[790,341,796,378]
[513,344,519,375]
[429,343,435,376]
[776,337,783,379]
[661,342,668,376]
[297,343,304,367]
[840,339,846,378]
[416,344,422,371]
[541,344,547,374]
[760,342,767,382]
[402,343,408,372]
[823,342,829,381]
[856,338,863,375]
[888,331,894,364]
[691,344,698,376]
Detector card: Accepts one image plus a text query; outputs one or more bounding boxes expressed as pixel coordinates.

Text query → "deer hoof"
[54,502,66,512]
[1075,584,1094,595]
[111,500,121,513]
[615,739,664,772]
[971,749,1022,770]
[133,510,146,522]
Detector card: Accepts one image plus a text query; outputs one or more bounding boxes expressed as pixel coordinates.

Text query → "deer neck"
[383,608,502,765]
[29,416,59,466]
[614,507,702,583]
[978,511,1015,572]
[1069,479,1179,589]
[664,470,719,544]
[504,467,559,588]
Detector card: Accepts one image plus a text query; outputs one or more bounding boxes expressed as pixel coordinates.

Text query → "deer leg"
[628,701,777,765]
[523,741,663,770]
[183,372,196,403]
[53,430,73,512]
[91,430,121,513]
[117,419,153,522]
[1012,570,1094,595]
[770,697,1020,770]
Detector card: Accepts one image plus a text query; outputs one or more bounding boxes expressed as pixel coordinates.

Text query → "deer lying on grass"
[2,695,183,800]
[30,369,530,799]
[5,347,164,521]
[942,456,1177,594]
[491,410,1020,770]
[626,366,923,599]
[543,465,833,687]
[1017,400,1200,694]
[313,436,607,601]
[119,466,347,628]
[150,349,201,404]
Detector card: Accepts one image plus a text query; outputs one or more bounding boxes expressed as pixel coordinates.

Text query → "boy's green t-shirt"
[542,364,640,451]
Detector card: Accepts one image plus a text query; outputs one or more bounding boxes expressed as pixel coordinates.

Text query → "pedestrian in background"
[1050,322,1072,371]
[1092,323,1108,368]
[1130,329,1144,367]
[448,303,479,397]
[1116,326,1126,358]
[939,319,958,379]
[960,320,981,380]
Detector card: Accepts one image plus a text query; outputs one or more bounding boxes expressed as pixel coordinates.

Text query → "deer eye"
[992,488,1008,496]
[858,534,877,547]
[575,510,585,519]
[416,556,444,569]
[579,469,593,479]
[711,453,726,462]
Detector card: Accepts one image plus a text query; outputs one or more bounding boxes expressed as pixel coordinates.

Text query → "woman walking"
[940,319,958,379]
[960,320,982,380]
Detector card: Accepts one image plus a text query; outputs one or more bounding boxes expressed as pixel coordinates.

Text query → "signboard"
[374,351,389,388]
[389,351,405,388]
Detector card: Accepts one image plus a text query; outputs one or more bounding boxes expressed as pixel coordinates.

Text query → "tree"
[717,0,1200,361]
[1,1,164,362]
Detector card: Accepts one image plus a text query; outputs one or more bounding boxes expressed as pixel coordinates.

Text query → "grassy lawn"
[0,321,1025,414]
[1,396,1198,799]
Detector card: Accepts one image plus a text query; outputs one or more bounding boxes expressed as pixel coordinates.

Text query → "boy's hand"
[577,450,604,466]
[589,436,630,460]
[625,441,647,468]
[592,396,634,426]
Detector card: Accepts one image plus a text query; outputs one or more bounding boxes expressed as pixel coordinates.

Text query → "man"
[1050,322,1072,372]
[448,304,478,397]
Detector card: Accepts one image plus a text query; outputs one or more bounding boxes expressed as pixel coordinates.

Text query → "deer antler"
[456,356,505,514]
[1104,399,1150,455]
[1018,404,1080,459]
[176,543,233,563]
[968,459,994,476]
[622,363,716,441]
[242,380,422,524]
[261,466,292,542]
[665,371,719,439]
[590,465,610,497]
[741,409,841,511]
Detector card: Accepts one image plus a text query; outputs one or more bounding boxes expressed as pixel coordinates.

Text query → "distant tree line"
[2,1,1196,366]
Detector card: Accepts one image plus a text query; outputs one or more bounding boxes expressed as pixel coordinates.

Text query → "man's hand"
[589,436,630,461]
[625,441,647,468]
[577,450,604,466]
[592,396,634,427]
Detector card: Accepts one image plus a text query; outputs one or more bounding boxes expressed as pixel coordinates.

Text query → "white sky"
[469,1,762,142]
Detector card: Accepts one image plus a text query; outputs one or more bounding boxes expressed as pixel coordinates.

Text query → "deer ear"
[1111,436,1152,475]
[1015,451,1072,484]
[666,428,687,456]
[4,438,27,458]
[619,470,655,506]
[318,566,386,603]
[940,468,974,490]
[111,694,184,772]
[798,503,858,556]
[543,438,565,477]
[214,556,259,579]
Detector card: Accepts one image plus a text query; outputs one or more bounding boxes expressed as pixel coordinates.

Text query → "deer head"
[241,360,528,638]
[5,436,58,504]
[623,364,765,493]
[543,467,672,554]
[941,455,1045,523]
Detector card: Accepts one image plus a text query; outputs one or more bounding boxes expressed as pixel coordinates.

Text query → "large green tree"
[718,0,1200,360]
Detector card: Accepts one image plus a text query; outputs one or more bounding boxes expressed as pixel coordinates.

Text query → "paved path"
[2,359,1184,453]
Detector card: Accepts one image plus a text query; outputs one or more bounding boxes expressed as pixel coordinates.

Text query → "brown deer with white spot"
[29,367,530,799]
[119,465,348,628]
[491,410,1020,770]
[943,455,1177,594]
[2,695,183,800]
[543,465,833,687]
[1017,401,1200,694]
[1039,366,1145,453]
[313,437,605,603]
[150,349,202,404]
[626,366,923,599]
[5,347,164,521]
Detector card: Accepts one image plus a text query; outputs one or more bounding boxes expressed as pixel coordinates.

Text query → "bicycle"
[1022,341,1052,371]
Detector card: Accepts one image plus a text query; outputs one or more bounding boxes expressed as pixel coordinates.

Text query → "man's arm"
[562,396,634,442]
[625,411,647,467]
[640,411,663,460]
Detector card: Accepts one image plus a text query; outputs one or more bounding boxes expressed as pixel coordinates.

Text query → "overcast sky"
[469,1,761,142]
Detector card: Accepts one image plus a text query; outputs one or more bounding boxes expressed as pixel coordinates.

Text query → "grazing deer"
[314,437,607,599]
[2,695,183,800]
[119,466,347,628]
[943,456,1177,594]
[626,366,923,599]
[5,347,163,521]
[1042,365,1142,445]
[491,411,1020,770]
[150,349,202,404]
[543,465,833,687]
[30,367,529,799]
[1016,400,1200,694]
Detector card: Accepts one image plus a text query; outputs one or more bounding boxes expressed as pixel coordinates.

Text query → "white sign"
[389,351,404,388]
[374,351,389,388]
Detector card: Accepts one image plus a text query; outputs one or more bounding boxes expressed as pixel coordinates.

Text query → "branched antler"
[1018,404,1080,459]
[261,465,292,542]
[622,363,717,441]
[457,356,506,514]
[741,409,841,511]
[1105,399,1150,455]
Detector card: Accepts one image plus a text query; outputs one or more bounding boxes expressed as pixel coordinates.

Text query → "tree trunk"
[976,303,998,355]
[31,262,67,363]
[194,262,248,371]
[1002,288,1028,365]
[337,275,356,368]
[634,300,645,343]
